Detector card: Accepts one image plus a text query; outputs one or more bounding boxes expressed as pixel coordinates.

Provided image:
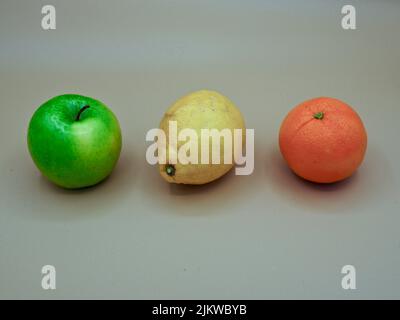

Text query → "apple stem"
[165,164,176,176]
[313,112,324,120]
[76,105,90,121]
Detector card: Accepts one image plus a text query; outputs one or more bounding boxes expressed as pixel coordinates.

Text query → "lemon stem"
[166,164,176,176]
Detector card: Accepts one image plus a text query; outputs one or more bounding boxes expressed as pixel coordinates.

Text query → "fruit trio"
[27,91,367,189]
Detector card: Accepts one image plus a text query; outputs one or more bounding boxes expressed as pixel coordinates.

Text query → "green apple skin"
[27,94,122,189]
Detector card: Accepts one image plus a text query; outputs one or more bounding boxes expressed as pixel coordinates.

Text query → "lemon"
[159,90,246,184]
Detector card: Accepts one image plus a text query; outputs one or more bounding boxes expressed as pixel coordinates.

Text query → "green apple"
[27,94,122,189]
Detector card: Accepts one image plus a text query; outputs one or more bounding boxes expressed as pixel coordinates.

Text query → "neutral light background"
[0,0,399,299]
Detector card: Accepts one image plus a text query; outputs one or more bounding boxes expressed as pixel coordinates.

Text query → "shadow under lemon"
[140,160,258,217]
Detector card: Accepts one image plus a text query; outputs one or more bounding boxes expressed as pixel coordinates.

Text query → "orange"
[279,97,367,183]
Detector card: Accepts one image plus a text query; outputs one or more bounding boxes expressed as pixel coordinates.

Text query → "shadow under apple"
[30,147,138,220]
